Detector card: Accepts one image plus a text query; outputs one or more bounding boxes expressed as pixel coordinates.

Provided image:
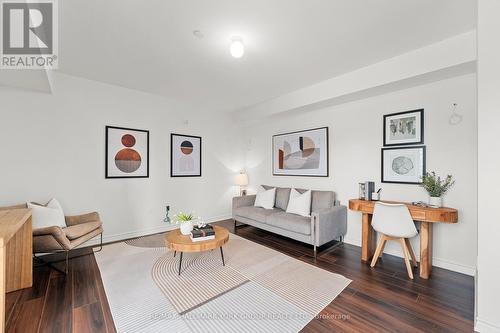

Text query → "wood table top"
[348,199,458,223]
[165,225,229,253]
[0,209,32,247]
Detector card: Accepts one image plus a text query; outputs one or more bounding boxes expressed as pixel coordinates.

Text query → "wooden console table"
[348,199,458,279]
[0,209,33,333]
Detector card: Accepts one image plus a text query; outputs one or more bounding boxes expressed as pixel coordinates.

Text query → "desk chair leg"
[370,235,387,267]
[405,238,418,267]
[399,238,414,279]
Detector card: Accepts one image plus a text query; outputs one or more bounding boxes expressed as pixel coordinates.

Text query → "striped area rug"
[95,231,351,333]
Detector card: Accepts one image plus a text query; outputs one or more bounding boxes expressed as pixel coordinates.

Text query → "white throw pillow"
[254,187,276,209]
[286,189,312,217]
[27,198,66,229]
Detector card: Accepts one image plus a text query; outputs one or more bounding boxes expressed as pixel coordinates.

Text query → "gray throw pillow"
[261,185,291,211]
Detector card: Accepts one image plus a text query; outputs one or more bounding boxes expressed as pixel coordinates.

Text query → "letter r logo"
[2,2,53,54]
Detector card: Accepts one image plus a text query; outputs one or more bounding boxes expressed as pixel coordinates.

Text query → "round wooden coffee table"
[165,225,229,275]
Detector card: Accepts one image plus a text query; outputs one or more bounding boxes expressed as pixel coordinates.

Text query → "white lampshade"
[235,173,249,186]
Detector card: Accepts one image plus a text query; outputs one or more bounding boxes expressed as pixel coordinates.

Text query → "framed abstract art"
[105,126,149,178]
[272,127,329,177]
[381,146,426,184]
[171,133,202,177]
[383,109,424,146]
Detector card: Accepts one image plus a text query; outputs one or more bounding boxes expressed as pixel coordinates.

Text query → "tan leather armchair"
[0,204,103,274]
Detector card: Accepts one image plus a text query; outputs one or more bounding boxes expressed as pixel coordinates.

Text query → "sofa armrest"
[232,195,256,211]
[65,212,101,227]
[311,205,347,246]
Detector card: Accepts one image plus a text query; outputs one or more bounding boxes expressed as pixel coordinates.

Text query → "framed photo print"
[105,126,149,178]
[272,127,329,177]
[171,133,202,177]
[383,109,424,146]
[381,146,426,184]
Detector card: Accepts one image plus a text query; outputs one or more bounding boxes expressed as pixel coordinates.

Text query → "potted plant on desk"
[421,171,455,208]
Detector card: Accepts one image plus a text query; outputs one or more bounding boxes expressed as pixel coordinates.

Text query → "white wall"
[476,0,500,331]
[242,74,477,275]
[0,73,243,243]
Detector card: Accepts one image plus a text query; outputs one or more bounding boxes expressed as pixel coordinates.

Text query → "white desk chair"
[370,202,418,279]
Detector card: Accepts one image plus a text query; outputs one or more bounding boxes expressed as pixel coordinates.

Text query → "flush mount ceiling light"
[230,37,244,58]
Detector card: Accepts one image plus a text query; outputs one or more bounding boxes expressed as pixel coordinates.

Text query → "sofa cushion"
[275,188,291,210]
[311,191,334,212]
[296,189,334,212]
[63,220,102,240]
[262,185,291,210]
[266,211,311,235]
[234,206,280,223]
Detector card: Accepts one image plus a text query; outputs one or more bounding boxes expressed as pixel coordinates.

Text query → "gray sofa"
[232,185,347,257]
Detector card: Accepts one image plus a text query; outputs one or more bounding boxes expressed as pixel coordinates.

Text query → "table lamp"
[235,172,249,196]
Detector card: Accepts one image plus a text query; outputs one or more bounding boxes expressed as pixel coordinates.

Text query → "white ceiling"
[58,0,476,112]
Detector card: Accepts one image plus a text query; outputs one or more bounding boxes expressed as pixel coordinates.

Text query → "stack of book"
[190,224,215,242]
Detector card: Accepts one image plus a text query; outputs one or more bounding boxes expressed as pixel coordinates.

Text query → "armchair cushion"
[65,211,101,227]
[64,220,102,240]
[33,226,71,251]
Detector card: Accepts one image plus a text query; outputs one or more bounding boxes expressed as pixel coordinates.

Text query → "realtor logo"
[1,0,58,69]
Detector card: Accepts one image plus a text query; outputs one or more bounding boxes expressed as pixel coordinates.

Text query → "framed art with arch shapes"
[105,126,149,179]
[272,127,329,177]
[171,133,202,177]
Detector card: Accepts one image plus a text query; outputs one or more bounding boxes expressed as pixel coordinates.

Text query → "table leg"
[220,247,225,266]
[361,213,377,262]
[173,251,176,258]
[419,222,433,279]
[178,252,183,276]
[1,246,5,333]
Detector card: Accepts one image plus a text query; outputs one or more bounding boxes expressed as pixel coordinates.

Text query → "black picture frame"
[381,146,426,184]
[170,133,202,177]
[105,126,149,179]
[272,126,329,177]
[383,109,424,146]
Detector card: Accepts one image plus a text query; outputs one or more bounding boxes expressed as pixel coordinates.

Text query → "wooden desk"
[348,199,458,279]
[0,209,32,333]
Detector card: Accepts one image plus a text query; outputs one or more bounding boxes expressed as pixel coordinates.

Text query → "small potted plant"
[173,212,198,235]
[421,172,455,208]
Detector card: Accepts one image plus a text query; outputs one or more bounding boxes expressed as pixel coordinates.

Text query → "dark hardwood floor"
[6,220,474,333]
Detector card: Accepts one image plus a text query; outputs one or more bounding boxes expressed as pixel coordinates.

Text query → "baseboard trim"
[475,317,500,332]
[80,214,232,248]
[343,237,475,276]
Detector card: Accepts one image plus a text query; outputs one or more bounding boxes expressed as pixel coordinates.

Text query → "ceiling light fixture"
[230,37,244,58]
